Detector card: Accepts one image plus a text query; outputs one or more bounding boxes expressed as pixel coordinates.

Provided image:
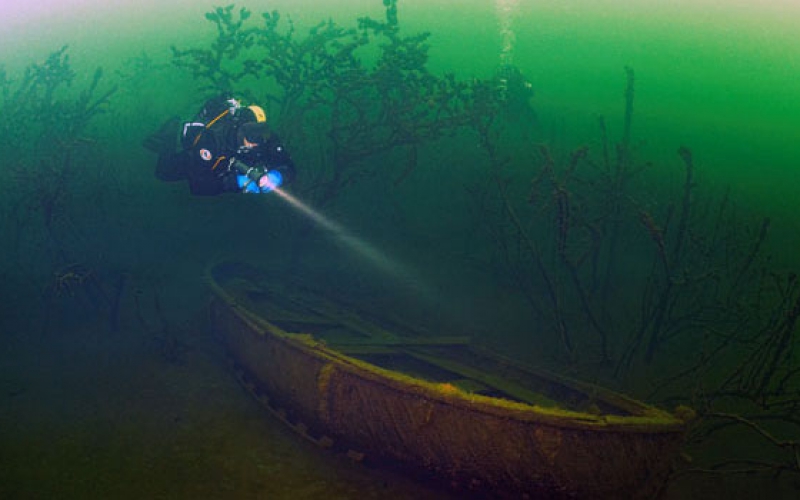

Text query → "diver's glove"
[237,175,260,193]
[234,163,283,194]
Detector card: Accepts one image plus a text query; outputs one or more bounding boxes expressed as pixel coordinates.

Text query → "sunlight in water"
[271,187,437,303]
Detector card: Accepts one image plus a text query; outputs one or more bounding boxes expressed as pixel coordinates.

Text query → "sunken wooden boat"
[207,261,690,499]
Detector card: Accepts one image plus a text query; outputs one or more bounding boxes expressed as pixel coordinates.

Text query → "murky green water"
[1,1,799,498]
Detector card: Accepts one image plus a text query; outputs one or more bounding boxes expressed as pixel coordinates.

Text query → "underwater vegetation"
[170,2,527,211]
[0,46,121,333]
[0,46,115,263]
[0,0,797,496]
[473,65,800,487]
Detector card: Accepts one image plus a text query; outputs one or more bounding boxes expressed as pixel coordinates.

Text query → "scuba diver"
[143,95,295,195]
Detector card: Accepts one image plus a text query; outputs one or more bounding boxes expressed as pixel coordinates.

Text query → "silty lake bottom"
[1,266,798,499]
[0,313,459,500]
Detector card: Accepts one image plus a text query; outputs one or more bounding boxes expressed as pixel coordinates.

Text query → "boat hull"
[207,262,687,499]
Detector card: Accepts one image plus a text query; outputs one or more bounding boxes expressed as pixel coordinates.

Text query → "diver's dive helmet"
[243,104,266,123]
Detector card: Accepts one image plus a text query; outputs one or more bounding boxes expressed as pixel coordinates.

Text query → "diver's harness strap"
[182,98,240,151]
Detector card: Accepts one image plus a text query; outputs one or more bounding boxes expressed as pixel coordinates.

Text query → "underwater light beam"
[269,187,437,303]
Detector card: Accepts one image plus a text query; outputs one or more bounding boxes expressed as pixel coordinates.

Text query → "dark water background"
[2,0,799,498]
